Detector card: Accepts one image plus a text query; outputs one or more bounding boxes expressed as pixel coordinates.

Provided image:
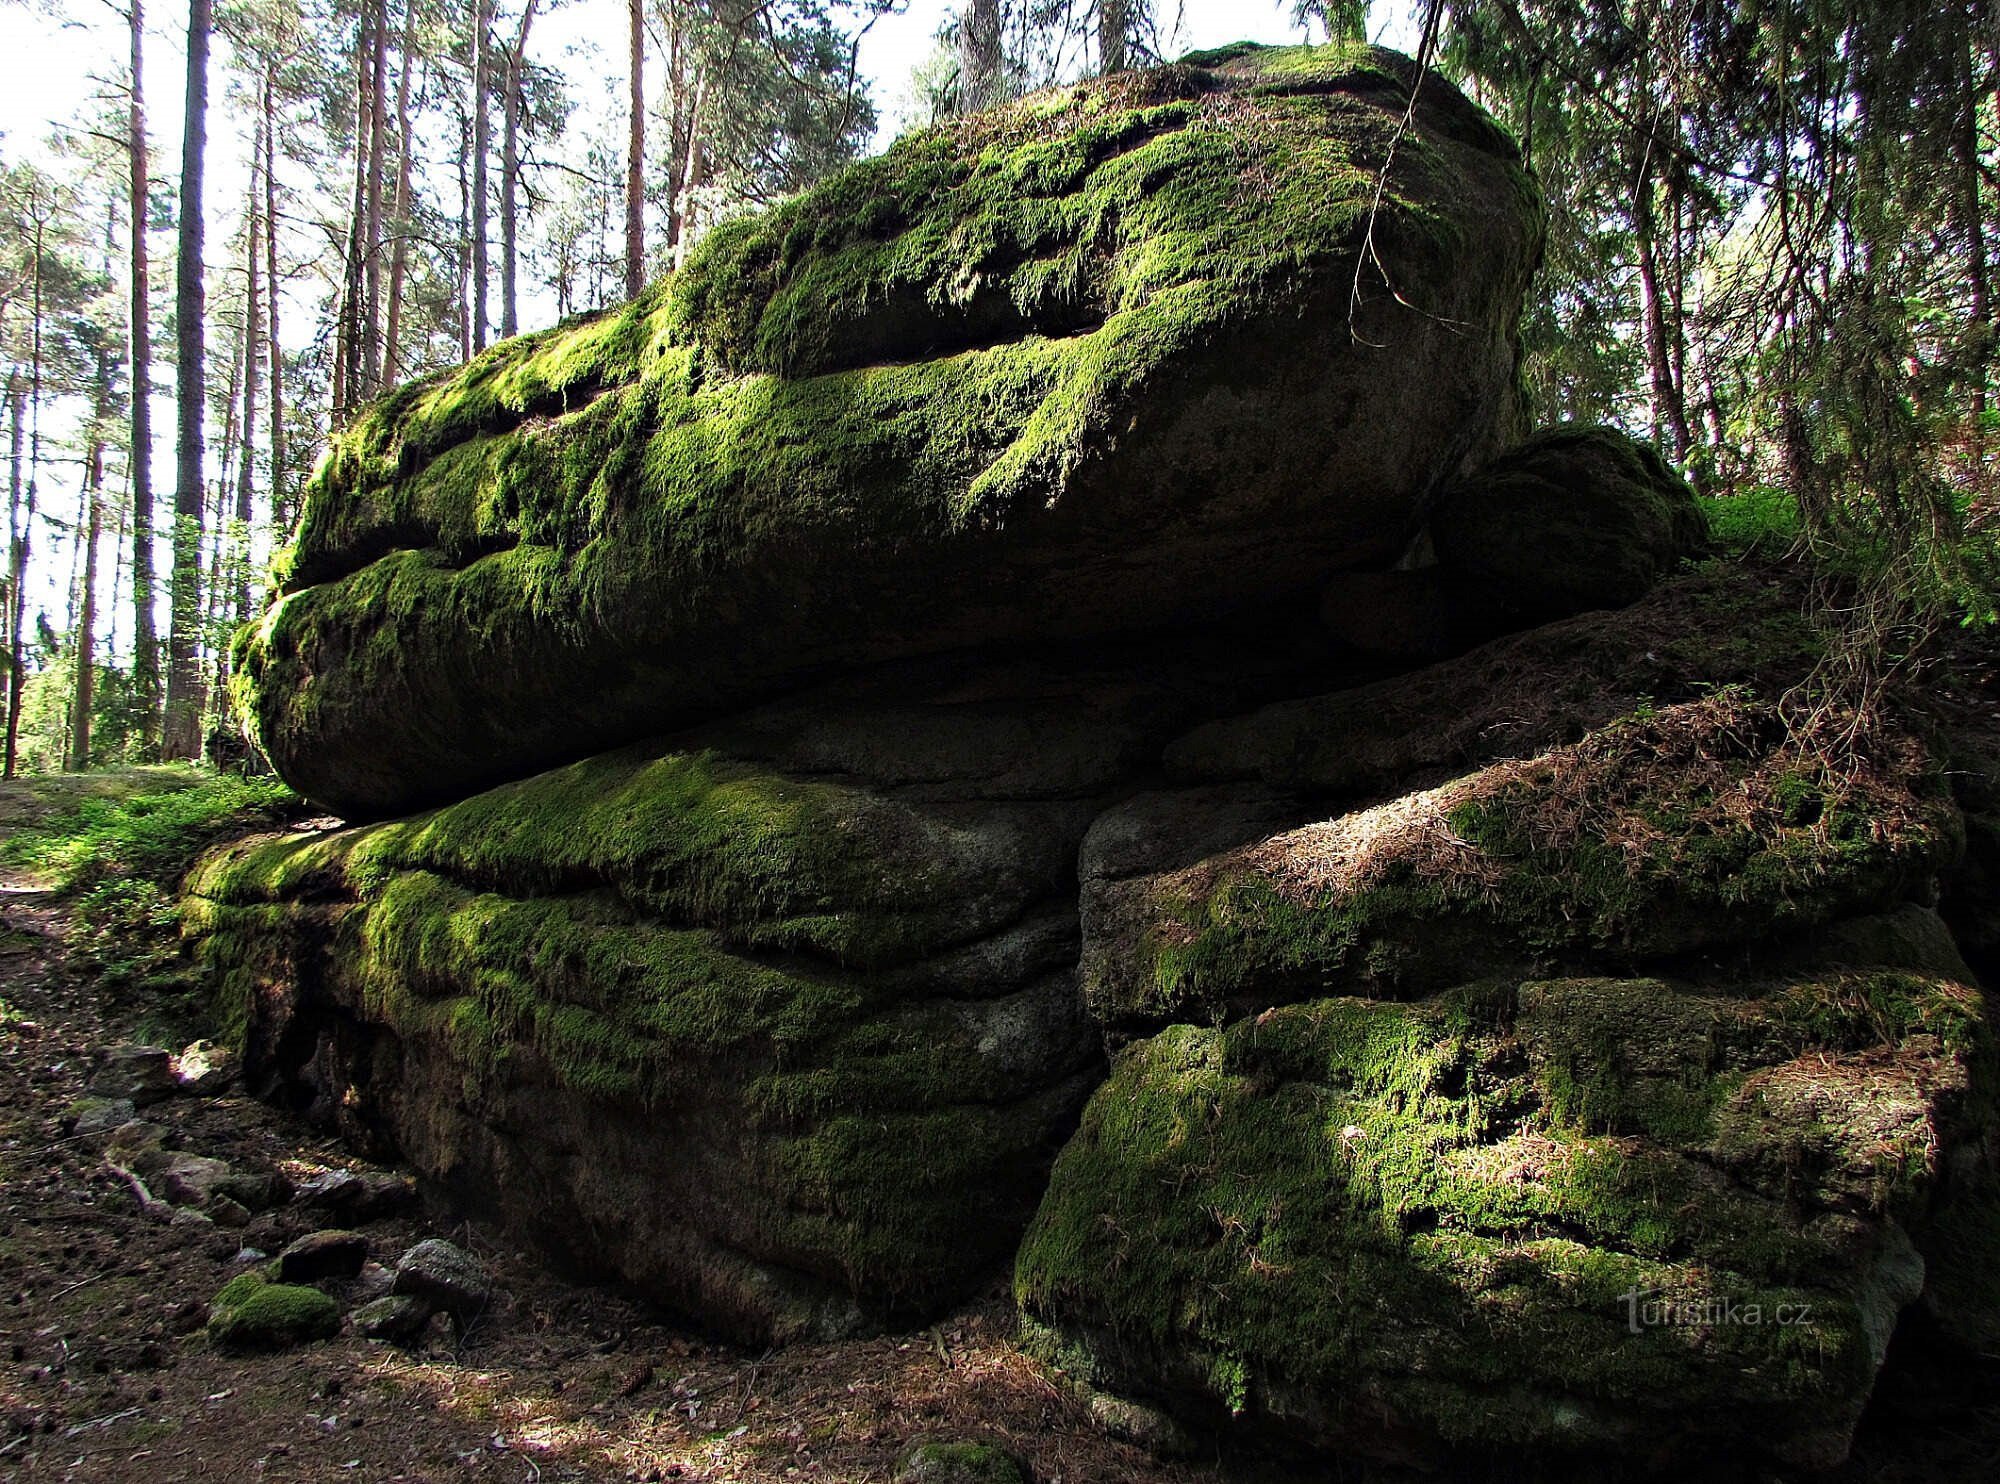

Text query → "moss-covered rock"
[1429,424,1708,619]
[206,1271,342,1350]
[1168,560,1815,796]
[1089,691,1958,1032]
[1016,957,1996,1468]
[184,727,1104,1344]
[239,43,1542,818]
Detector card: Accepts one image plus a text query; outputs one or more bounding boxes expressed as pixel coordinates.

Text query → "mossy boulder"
[183,724,1104,1344]
[239,43,1542,818]
[1089,691,1958,1033]
[1429,424,1708,620]
[205,1271,342,1351]
[1016,957,1997,1468]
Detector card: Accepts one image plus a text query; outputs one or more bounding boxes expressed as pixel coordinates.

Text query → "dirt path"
[0,869,1241,1484]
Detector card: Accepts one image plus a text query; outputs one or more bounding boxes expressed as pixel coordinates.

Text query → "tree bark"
[5,215,45,779]
[70,430,105,773]
[471,0,492,352]
[237,107,262,625]
[625,0,644,299]
[1633,154,1691,462]
[4,375,24,775]
[162,0,211,763]
[360,0,389,397]
[502,1,538,338]
[1099,0,1129,73]
[264,67,288,533]
[383,0,417,388]
[127,0,160,752]
[961,0,1003,112]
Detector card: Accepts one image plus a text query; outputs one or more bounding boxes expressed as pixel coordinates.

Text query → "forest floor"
[1,788,1998,1484]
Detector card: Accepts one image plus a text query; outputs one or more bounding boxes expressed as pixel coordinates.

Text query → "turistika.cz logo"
[1620,1289,1816,1335]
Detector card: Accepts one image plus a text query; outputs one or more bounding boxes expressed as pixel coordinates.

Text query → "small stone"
[173,1039,237,1094]
[893,1441,1028,1484]
[208,1195,253,1229]
[279,1230,369,1284]
[350,1294,430,1343]
[348,1262,395,1303]
[160,1154,237,1208]
[66,1097,136,1139]
[392,1239,493,1323]
[233,1248,269,1264]
[206,1272,341,1351]
[88,1046,177,1107]
[295,1169,417,1223]
[1086,1391,1199,1457]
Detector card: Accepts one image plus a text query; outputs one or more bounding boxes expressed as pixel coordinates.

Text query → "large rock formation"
[192,39,2000,1475]
[238,43,1542,819]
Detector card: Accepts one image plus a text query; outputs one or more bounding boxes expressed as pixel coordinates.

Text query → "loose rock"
[392,1240,494,1323]
[279,1230,368,1284]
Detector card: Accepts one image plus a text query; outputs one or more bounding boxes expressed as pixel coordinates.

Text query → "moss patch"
[1102,691,1959,1028]
[236,44,1543,818]
[206,1271,341,1351]
[1018,964,1990,1461]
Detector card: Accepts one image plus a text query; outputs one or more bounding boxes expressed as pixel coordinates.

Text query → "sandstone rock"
[393,1240,494,1323]
[892,1441,1027,1484]
[206,1272,341,1351]
[351,1294,431,1343]
[349,1261,396,1303]
[66,1097,136,1139]
[185,699,1114,1344]
[279,1230,369,1283]
[1429,424,1706,619]
[1166,562,1815,796]
[1018,958,1993,1469]
[88,1046,176,1107]
[173,1039,237,1094]
[237,44,1542,818]
[1095,692,1958,1033]
[159,1155,237,1209]
[293,1168,417,1223]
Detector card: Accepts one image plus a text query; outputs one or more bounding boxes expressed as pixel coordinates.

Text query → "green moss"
[185,740,1090,1310]
[235,43,1541,816]
[1018,970,1974,1453]
[895,1440,1028,1484]
[206,1271,341,1350]
[1112,694,1958,1027]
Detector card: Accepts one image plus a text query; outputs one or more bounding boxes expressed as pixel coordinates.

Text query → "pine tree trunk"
[625,0,644,300]
[3,375,23,773]
[961,0,1003,112]
[5,224,46,779]
[162,0,211,763]
[237,112,262,625]
[1633,159,1691,462]
[472,0,492,352]
[360,0,389,398]
[264,68,288,533]
[383,0,417,389]
[127,0,160,753]
[69,431,105,773]
[502,3,539,338]
[1100,0,1129,73]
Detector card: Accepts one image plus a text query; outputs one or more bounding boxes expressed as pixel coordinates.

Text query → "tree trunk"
[383,0,417,389]
[360,0,389,397]
[502,2,538,338]
[4,376,24,775]
[128,0,160,753]
[69,433,105,773]
[1099,0,1129,73]
[625,0,644,300]
[5,216,46,780]
[471,0,492,352]
[237,108,262,625]
[162,0,211,763]
[456,105,472,361]
[1633,154,1691,462]
[961,0,1003,112]
[264,68,288,533]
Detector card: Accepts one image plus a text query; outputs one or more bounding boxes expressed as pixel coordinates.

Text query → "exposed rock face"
[237,43,1542,819]
[1429,423,1708,619]
[1024,692,1995,1469]
[184,41,2000,1476]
